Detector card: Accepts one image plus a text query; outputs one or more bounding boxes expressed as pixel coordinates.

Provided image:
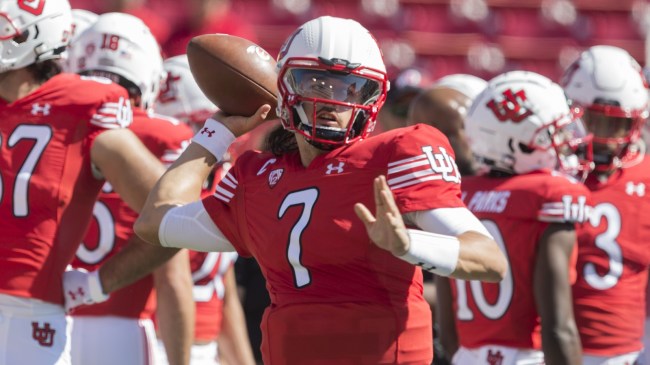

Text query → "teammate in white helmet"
[63,12,195,365]
[0,1,167,364]
[563,45,650,365]
[437,70,592,365]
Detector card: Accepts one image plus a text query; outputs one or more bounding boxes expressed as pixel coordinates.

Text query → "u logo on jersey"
[422,146,460,183]
[31,322,55,347]
[486,349,504,365]
[561,195,589,223]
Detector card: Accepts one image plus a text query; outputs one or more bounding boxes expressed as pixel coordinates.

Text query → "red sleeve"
[82,76,133,131]
[201,161,251,257]
[63,75,133,156]
[537,173,592,224]
[386,124,464,213]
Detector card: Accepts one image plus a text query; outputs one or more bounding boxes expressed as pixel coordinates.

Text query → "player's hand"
[215,104,271,137]
[62,268,109,313]
[354,175,410,256]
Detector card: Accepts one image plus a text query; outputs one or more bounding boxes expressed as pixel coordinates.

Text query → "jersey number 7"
[1,125,52,217]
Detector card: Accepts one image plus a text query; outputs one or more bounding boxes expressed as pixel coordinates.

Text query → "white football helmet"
[562,45,649,170]
[70,9,97,39]
[68,12,163,112]
[434,74,488,101]
[0,0,72,73]
[60,9,97,72]
[467,70,593,179]
[155,54,217,125]
[276,16,389,149]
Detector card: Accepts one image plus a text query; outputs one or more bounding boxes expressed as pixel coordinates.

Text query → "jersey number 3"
[278,188,319,288]
[1,125,52,217]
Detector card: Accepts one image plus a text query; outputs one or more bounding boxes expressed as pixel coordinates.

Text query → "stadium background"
[68,0,648,84]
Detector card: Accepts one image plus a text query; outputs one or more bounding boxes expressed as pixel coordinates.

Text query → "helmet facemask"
[510,108,593,181]
[278,58,387,150]
[579,101,648,170]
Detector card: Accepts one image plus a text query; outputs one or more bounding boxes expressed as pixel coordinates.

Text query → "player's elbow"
[482,241,508,283]
[488,246,509,282]
[460,232,508,282]
[134,212,162,246]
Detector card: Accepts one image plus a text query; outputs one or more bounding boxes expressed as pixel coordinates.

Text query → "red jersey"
[0,74,131,305]
[573,158,650,355]
[71,109,192,318]
[454,170,590,349]
[191,251,238,342]
[202,124,463,364]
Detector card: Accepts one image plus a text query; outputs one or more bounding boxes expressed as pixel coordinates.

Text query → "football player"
[0,1,168,364]
[437,70,593,365]
[135,16,509,364]
[155,54,256,365]
[563,45,650,365]
[63,13,194,365]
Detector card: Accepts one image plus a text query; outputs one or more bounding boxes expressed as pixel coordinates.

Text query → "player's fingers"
[373,176,385,208]
[354,203,376,227]
[253,104,272,121]
[376,176,399,214]
[380,186,400,217]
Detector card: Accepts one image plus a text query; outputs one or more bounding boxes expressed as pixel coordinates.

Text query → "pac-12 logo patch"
[268,168,284,188]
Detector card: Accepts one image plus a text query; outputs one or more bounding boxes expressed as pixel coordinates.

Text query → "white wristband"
[397,229,460,276]
[191,118,236,161]
[88,270,109,303]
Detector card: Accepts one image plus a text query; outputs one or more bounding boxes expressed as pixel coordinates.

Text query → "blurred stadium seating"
[231,0,646,82]
[71,0,646,84]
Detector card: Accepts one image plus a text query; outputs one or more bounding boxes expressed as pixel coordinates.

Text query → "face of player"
[582,108,633,158]
[291,69,379,131]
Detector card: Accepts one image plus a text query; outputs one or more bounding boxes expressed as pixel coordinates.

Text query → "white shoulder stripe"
[90,118,121,129]
[215,185,234,199]
[388,169,439,185]
[387,154,427,167]
[221,174,237,189]
[214,191,231,203]
[387,158,430,175]
[390,175,443,190]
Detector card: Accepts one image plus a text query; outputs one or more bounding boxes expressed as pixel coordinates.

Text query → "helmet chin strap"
[293,102,350,149]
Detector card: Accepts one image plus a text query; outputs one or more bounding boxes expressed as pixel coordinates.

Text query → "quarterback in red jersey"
[563,45,650,365]
[135,16,508,365]
[62,13,194,365]
[0,1,168,364]
[155,55,255,365]
[437,71,592,365]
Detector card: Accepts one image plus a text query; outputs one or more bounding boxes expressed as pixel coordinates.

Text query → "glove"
[62,268,109,313]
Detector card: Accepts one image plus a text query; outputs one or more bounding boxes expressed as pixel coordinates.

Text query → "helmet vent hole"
[12,30,29,45]
[518,142,535,154]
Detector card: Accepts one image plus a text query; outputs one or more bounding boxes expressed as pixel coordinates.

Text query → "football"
[187,34,278,119]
